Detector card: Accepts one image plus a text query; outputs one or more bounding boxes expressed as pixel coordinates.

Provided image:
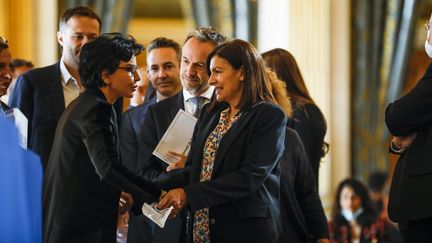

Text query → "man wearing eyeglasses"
[385,15,432,242]
[0,37,13,116]
[9,6,122,170]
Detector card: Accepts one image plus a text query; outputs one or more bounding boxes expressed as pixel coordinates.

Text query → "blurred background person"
[128,66,150,108]
[43,33,161,243]
[0,36,12,115]
[262,48,328,187]
[0,58,33,105]
[267,69,329,243]
[329,178,397,242]
[158,39,286,243]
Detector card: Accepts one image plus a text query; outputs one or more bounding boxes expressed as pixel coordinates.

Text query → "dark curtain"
[351,0,420,181]
[182,0,258,46]
[63,0,134,33]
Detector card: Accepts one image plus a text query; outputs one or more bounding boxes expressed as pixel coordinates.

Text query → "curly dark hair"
[79,33,144,89]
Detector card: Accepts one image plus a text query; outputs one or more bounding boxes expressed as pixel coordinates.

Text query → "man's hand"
[392,133,417,151]
[156,188,187,218]
[166,151,187,172]
[118,191,133,215]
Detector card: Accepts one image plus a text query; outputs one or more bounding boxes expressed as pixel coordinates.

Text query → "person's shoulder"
[254,101,286,117]
[20,63,60,84]
[150,92,182,110]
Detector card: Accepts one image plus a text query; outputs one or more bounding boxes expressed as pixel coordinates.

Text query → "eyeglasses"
[425,22,432,31]
[117,65,138,76]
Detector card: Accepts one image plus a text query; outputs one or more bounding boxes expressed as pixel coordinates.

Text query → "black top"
[289,103,327,186]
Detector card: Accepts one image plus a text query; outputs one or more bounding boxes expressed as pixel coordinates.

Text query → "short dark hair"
[147,37,181,63]
[184,27,226,46]
[79,33,144,89]
[0,36,9,51]
[59,6,102,32]
[206,39,276,111]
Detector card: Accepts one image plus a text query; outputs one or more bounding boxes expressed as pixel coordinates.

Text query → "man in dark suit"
[385,13,432,242]
[0,36,12,116]
[9,6,122,170]
[136,27,225,243]
[119,37,182,243]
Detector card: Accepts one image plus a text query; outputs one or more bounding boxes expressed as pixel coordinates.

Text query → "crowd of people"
[5,4,432,243]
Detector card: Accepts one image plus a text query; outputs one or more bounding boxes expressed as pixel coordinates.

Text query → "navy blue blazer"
[182,102,286,243]
[9,63,123,170]
[385,63,432,222]
[120,97,156,172]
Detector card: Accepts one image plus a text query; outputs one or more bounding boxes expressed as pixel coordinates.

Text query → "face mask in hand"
[341,207,364,222]
[425,31,432,58]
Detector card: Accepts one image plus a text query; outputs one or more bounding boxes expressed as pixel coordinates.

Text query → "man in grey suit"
[9,6,122,170]
[136,27,225,243]
[119,37,182,243]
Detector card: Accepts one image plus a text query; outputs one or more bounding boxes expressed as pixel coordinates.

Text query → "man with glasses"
[9,6,122,170]
[0,37,13,116]
[385,14,432,242]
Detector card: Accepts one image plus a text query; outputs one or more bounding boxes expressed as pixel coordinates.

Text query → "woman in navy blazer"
[158,39,286,243]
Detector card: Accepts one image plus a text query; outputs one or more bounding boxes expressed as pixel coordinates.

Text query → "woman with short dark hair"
[43,33,161,243]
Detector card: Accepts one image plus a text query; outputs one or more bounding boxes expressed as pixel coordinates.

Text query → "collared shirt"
[183,86,214,115]
[60,59,82,107]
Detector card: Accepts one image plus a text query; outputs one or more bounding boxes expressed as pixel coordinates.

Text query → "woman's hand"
[118,191,133,214]
[156,188,187,218]
[166,151,187,172]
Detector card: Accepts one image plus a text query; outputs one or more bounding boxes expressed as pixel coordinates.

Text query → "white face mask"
[425,31,432,58]
[341,207,364,222]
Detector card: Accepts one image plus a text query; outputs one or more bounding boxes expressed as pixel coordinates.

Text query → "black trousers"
[399,216,432,243]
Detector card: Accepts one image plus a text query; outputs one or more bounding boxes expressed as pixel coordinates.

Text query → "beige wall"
[258,0,351,212]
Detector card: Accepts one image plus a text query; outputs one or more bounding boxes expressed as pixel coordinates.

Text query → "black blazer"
[137,91,185,187]
[280,128,328,242]
[42,89,160,243]
[385,63,432,222]
[290,103,327,186]
[182,102,286,243]
[136,91,185,243]
[9,63,123,170]
[120,97,156,171]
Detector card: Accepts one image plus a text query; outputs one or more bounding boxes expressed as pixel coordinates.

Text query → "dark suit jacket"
[9,63,123,170]
[137,91,185,187]
[280,128,328,243]
[385,63,432,222]
[42,88,160,243]
[182,102,286,243]
[120,97,156,171]
[290,103,327,186]
[135,91,185,243]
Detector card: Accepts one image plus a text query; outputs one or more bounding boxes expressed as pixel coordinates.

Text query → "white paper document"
[153,109,197,164]
[5,108,28,149]
[142,202,173,228]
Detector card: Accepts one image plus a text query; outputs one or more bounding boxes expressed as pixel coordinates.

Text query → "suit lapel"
[211,109,255,173]
[50,63,65,120]
[168,92,184,119]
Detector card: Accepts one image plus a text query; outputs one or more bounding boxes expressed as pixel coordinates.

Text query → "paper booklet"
[5,108,28,149]
[153,109,197,164]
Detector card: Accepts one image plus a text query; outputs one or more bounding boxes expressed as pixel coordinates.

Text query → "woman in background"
[262,48,328,187]
[329,178,395,242]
